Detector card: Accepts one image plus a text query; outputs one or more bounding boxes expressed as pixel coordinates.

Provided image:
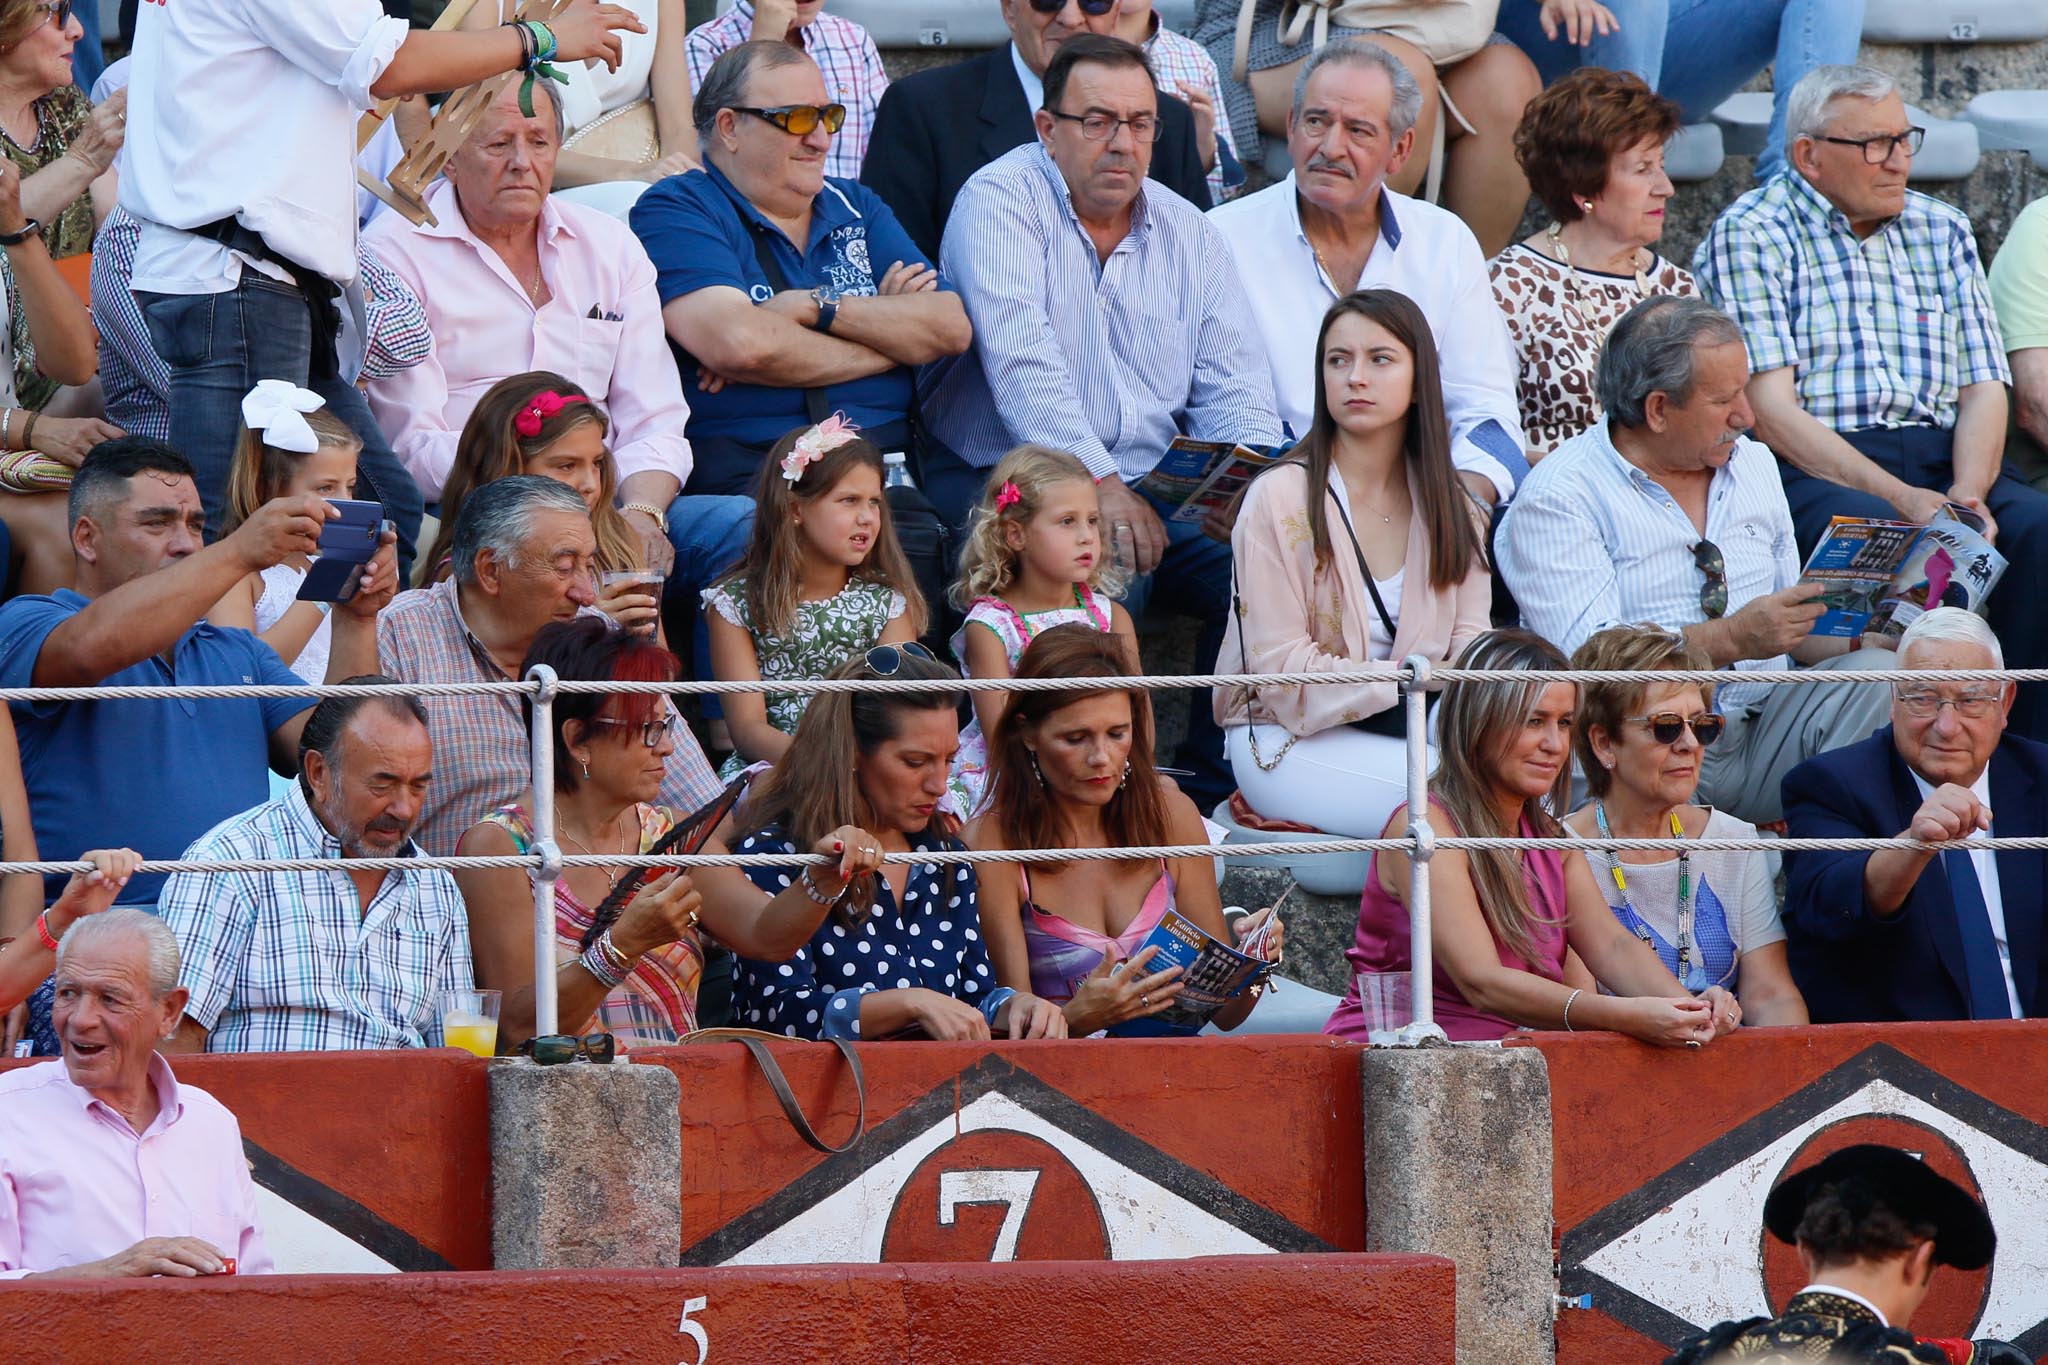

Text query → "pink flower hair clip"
[994,480,1023,512]
[515,390,588,438]
[780,411,862,482]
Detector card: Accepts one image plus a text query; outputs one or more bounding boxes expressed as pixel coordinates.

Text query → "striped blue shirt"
[1692,172,2010,434]
[923,142,1280,481]
[1496,417,1801,710]
[159,784,474,1054]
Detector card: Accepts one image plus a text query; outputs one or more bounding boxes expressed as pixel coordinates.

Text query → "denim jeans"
[136,276,426,581]
[664,493,755,715]
[1494,0,1867,182]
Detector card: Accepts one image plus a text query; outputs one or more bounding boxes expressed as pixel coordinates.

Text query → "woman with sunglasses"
[455,618,887,1052]
[1327,628,1739,1045]
[1563,625,1808,1025]
[730,643,1068,1042]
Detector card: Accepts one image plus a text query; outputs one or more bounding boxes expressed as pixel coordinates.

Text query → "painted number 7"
[677,1294,709,1365]
[937,1169,1042,1261]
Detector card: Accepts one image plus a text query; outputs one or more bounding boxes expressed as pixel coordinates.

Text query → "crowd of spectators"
[3,0,2048,1282]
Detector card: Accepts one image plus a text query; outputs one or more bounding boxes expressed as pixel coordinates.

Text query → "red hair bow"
[515,390,587,438]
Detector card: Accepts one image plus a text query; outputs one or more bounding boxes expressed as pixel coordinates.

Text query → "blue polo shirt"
[631,163,946,443]
[0,590,313,905]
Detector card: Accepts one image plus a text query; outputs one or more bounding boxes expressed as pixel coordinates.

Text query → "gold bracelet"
[620,501,668,525]
[21,409,37,451]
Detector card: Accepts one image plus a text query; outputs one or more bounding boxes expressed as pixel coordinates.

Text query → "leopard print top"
[1488,242,1698,462]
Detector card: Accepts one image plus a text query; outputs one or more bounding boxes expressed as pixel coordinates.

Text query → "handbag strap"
[682,1027,868,1154]
[1327,485,1399,644]
[746,225,830,427]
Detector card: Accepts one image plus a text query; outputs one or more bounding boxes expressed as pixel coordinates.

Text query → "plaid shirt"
[1142,15,1239,204]
[684,3,888,181]
[158,784,474,1054]
[377,581,721,857]
[1693,172,2010,434]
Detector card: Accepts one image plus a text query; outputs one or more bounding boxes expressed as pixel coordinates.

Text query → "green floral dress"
[2,85,92,410]
[702,576,907,779]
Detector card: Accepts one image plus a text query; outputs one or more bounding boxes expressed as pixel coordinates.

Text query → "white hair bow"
[241,380,327,454]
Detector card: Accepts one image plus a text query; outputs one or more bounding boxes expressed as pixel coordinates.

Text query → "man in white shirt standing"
[1207,37,1526,508]
[120,0,643,578]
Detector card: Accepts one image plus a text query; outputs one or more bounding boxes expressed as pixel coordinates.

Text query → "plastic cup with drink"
[441,988,502,1058]
[598,569,665,637]
[1357,971,1413,1046]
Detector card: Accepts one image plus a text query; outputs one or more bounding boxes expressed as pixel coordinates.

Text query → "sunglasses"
[1028,0,1118,13]
[863,641,935,676]
[1625,712,1725,747]
[735,103,846,136]
[516,1032,617,1065]
[30,0,70,32]
[589,708,680,750]
[1691,539,1728,621]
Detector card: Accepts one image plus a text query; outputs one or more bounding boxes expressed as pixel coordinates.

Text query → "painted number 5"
[677,1294,709,1365]
[937,1169,1042,1261]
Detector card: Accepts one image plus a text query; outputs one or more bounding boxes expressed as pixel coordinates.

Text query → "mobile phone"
[296,499,386,603]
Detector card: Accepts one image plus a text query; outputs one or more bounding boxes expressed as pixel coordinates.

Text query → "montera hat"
[1763,1144,1995,1271]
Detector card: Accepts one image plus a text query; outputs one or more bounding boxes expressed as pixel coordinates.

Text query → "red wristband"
[34,910,59,952]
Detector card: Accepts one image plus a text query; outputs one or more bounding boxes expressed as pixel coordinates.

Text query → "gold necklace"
[1547,222,1653,326]
[558,810,633,890]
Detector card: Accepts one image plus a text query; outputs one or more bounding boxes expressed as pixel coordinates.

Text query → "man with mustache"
[158,686,475,1054]
[1499,296,1892,826]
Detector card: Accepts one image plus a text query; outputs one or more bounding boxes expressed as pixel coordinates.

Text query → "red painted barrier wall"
[636,1035,1365,1265]
[0,1255,1456,1364]
[1513,1022,2048,1364]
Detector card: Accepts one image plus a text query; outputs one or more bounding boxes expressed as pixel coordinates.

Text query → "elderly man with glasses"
[1498,296,1892,826]
[1783,608,2048,1024]
[1696,64,2048,742]
[629,39,970,497]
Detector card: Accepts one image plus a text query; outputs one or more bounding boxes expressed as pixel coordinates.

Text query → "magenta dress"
[1325,803,1569,1043]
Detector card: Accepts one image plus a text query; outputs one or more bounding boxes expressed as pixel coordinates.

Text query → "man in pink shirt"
[0,910,271,1280]
[364,78,751,608]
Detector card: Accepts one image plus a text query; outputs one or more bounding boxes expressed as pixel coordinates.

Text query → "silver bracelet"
[798,866,844,906]
[1562,987,1583,1032]
[579,928,634,989]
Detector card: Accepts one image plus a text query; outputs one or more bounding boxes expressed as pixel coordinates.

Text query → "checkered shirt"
[1692,171,2010,434]
[158,784,474,1054]
[684,3,889,181]
[1143,18,1238,204]
[376,581,722,857]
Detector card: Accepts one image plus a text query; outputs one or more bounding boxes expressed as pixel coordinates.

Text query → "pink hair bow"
[994,480,1023,512]
[515,390,587,438]
[780,412,862,482]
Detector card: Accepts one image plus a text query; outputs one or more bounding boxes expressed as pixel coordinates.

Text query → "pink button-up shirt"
[363,180,693,500]
[0,1055,273,1278]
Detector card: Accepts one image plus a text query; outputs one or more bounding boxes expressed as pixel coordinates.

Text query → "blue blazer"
[1781,726,2048,1023]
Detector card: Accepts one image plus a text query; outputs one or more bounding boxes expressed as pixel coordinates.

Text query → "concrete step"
[1665,122,1727,183]
[1964,89,2048,157]
[1862,0,2048,44]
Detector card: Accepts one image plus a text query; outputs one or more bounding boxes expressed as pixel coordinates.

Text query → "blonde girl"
[703,415,926,776]
[946,445,1137,815]
[208,381,367,683]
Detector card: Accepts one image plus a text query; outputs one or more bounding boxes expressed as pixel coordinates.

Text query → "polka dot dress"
[733,826,1013,1040]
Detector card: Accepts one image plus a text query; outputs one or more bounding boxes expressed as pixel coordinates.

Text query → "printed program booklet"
[1135,438,1283,525]
[1109,908,1277,1037]
[1797,505,2007,638]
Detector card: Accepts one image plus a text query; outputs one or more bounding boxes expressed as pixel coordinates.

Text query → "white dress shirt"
[124,1,407,295]
[1208,175,1528,500]
[1910,764,2022,1016]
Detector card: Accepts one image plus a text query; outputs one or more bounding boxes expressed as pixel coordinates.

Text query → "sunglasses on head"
[734,103,847,136]
[516,1032,617,1065]
[863,641,936,676]
[1691,540,1728,621]
[1626,712,1725,747]
[1028,0,1118,13]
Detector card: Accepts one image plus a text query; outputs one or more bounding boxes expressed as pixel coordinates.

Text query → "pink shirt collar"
[68,1050,186,1142]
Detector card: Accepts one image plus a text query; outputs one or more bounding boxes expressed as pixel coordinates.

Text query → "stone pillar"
[490,1060,682,1270]
[1361,1046,1555,1365]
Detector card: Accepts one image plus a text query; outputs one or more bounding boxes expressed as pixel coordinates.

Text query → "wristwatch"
[0,218,41,247]
[809,284,840,334]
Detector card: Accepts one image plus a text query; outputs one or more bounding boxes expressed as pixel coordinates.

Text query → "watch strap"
[0,218,42,248]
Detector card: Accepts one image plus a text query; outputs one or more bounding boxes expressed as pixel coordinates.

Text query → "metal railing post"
[525,664,562,1039]
[1399,656,1446,1044]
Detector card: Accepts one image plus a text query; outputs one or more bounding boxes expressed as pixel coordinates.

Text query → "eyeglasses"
[1692,540,1728,620]
[1625,713,1726,748]
[1027,0,1118,14]
[29,0,71,32]
[1817,127,1926,164]
[589,709,680,749]
[863,641,935,676]
[1047,110,1163,143]
[1893,687,2003,720]
[734,104,846,136]
[516,1032,617,1065]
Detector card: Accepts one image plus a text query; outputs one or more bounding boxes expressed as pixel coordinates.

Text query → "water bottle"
[882,451,916,490]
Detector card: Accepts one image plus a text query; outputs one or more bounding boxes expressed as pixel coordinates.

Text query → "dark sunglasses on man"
[1027,0,1118,13]
[515,1032,618,1066]
[734,103,847,136]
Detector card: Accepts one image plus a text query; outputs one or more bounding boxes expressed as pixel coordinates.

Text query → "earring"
[1028,751,1046,787]
[1118,760,1131,792]
[579,757,591,780]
